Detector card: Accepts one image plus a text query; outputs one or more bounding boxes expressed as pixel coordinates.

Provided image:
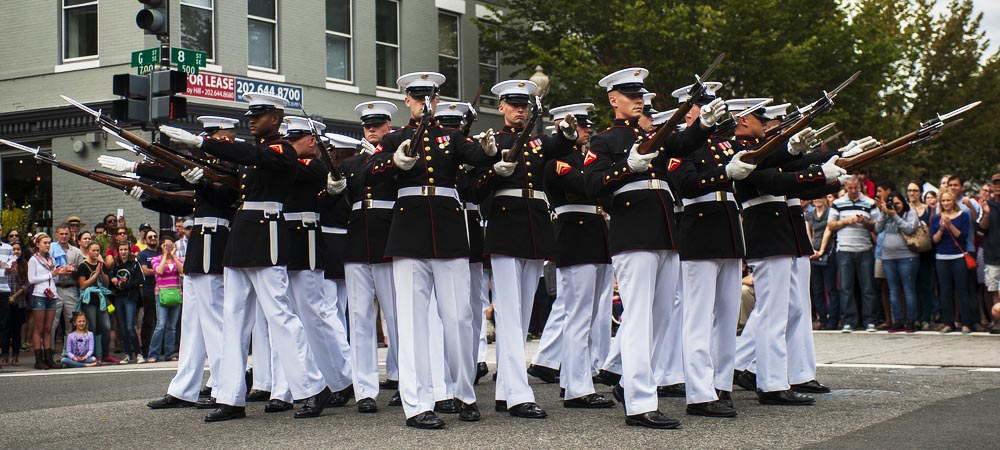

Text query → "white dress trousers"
[611,250,680,415]
[167,273,224,402]
[590,267,614,375]
[346,262,398,400]
[787,256,817,385]
[490,255,543,406]
[214,266,325,407]
[680,259,741,404]
[557,263,614,400]
[250,302,271,391]
[393,257,475,418]
[531,278,567,370]
[476,267,492,365]
[743,256,795,392]
[654,265,685,388]
[428,291,455,402]
[293,270,353,391]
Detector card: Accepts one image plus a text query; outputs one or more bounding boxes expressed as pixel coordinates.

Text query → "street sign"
[170,47,207,75]
[130,47,159,75]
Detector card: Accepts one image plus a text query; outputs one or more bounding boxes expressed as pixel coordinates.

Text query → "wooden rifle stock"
[41,155,194,204]
[741,114,813,165]
[117,128,239,188]
[636,104,691,155]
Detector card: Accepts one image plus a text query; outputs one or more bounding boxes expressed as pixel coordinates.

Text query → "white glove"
[360,139,376,156]
[840,136,877,158]
[326,174,347,194]
[128,186,145,201]
[181,167,204,184]
[699,98,728,128]
[159,125,203,148]
[480,128,497,157]
[493,150,518,177]
[626,141,657,173]
[98,155,137,172]
[787,128,818,155]
[838,173,852,185]
[559,114,578,141]
[392,139,417,171]
[724,151,756,181]
[821,156,846,183]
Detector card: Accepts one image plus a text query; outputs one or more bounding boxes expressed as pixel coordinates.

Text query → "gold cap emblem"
[367,104,374,109]
[517,82,525,88]
[420,74,429,80]
[634,70,642,76]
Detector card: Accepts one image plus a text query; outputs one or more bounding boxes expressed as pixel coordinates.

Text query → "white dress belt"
[283,212,320,223]
[613,179,672,198]
[786,198,802,207]
[495,188,548,203]
[193,217,230,229]
[465,203,479,211]
[397,186,460,202]
[321,226,347,235]
[241,201,283,215]
[554,204,602,216]
[740,195,787,209]
[681,191,736,207]
[352,200,395,211]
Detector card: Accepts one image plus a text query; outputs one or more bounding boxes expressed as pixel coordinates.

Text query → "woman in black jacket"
[110,242,145,364]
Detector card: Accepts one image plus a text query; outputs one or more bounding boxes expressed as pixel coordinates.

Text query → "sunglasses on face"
[7,234,17,238]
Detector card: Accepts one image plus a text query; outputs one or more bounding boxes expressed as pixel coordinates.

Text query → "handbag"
[947,230,977,271]
[902,221,932,253]
[158,287,183,306]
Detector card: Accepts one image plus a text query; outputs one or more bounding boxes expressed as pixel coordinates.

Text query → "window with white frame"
[180,0,215,61]
[478,29,499,106]
[62,0,98,61]
[248,0,278,70]
[325,0,352,81]
[375,0,399,89]
[437,12,460,99]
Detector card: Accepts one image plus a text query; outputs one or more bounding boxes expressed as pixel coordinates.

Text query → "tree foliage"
[476,0,997,185]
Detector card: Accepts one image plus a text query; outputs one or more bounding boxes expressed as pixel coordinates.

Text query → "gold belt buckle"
[596,205,603,215]
[421,186,436,196]
[523,188,534,199]
[364,199,374,209]
[648,179,661,190]
[715,191,725,202]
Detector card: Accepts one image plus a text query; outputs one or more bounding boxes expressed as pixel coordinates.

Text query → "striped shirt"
[829,194,878,252]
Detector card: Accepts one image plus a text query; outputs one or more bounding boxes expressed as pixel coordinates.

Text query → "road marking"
[819,363,931,369]
[0,367,180,378]
[970,368,1000,372]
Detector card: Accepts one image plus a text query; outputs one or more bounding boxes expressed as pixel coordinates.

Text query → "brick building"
[0,0,513,237]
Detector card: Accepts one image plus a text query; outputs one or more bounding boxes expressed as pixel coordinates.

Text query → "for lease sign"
[185,73,303,109]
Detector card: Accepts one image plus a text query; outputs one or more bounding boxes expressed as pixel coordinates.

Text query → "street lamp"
[529,65,550,134]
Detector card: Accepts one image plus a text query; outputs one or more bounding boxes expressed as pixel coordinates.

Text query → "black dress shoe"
[734,370,757,392]
[593,369,621,386]
[199,386,213,398]
[264,399,293,413]
[612,384,625,405]
[625,410,681,429]
[204,405,246,422]
[326,391,349,407]
[494,400,508,412]
[458,401,481,422]
[338,385,355,400]
[388,391,402,406]
[716,390,734,409]
[657,383,686,398]
[791,380,831,394]
[474,362,489,385]
[295,387,333,418]
[686,400,737,417]
[379,379,399,390]
[244,369,253,394]
[195,397,218,409]
[406,411,446,429]
[434,399,460,414]
[147,394,195,409]
[509,402,547,419]
[564,393,615,409]
[757,389,816,406]
[245,389,271,402]
[527,364,560,384]
[356,397,377,413]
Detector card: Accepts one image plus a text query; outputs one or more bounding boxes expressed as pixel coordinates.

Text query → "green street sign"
[131,47,159,74]
[171,47,207,75]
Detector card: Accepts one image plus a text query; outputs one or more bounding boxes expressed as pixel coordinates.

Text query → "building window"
[437,12,460,99]
[478,30,499,107]
[325,0,352,81]
[62,0,98,61]
[248,0,278,70]
[375,0,399,89]
[180,0,214,61]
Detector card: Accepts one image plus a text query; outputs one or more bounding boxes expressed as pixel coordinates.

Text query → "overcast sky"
[942,0,1000,56]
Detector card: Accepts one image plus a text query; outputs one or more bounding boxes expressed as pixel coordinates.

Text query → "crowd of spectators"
[0,214,193,370]
[806,172,1000,334]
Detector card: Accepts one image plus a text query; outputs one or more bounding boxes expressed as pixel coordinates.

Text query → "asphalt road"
[1,333,997,449]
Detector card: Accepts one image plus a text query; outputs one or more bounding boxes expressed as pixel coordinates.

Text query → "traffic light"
[149,70,187,121]
[111,73,150,123]
[136,0,168,36]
